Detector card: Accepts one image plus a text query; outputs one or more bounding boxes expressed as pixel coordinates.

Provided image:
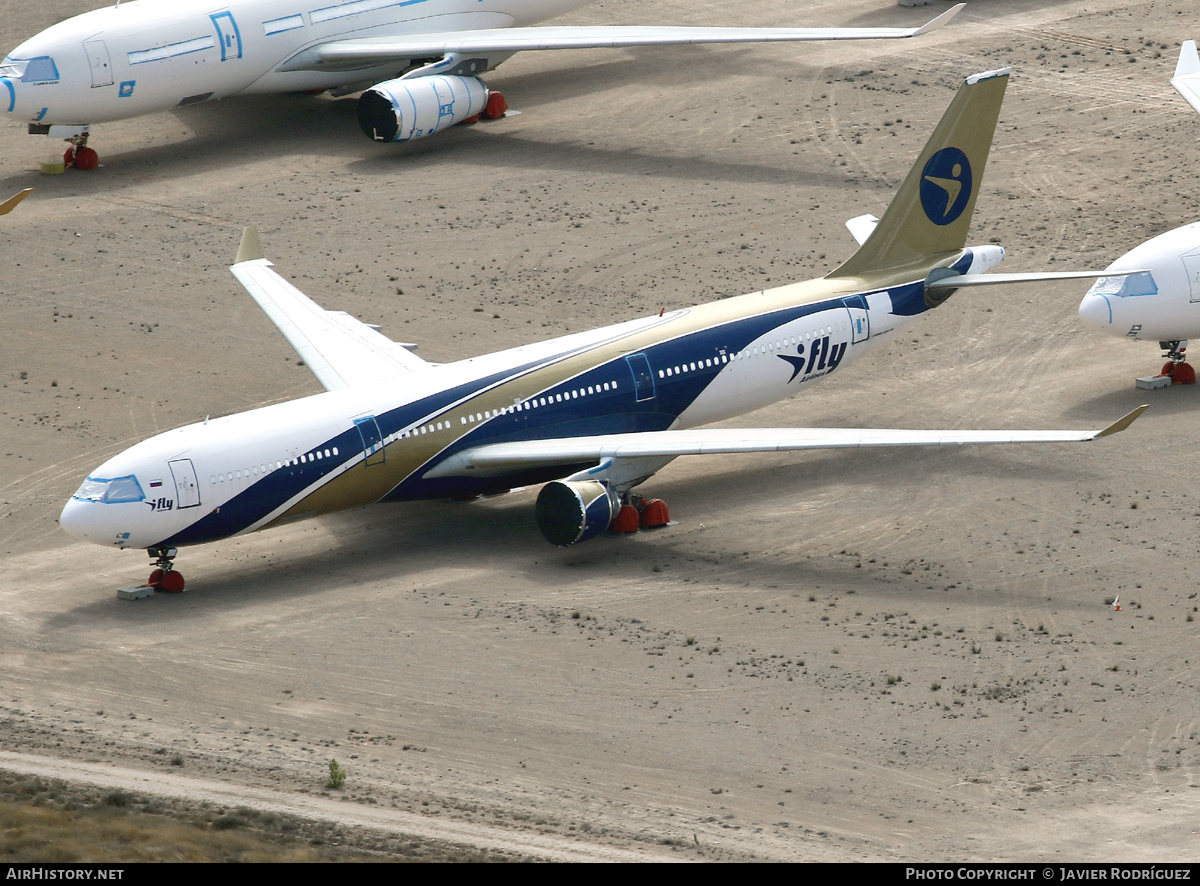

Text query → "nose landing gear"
[62,133,98,170]
[1160,341,1195,385]
[146,547,185,593]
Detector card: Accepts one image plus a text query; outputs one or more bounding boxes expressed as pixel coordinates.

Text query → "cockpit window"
[1088,271,1158,299]
[0,57,59,83]
[72,475,145,504]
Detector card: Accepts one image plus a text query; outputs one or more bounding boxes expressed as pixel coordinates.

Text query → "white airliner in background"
[59,68,1145,593]
[1076,41,1200,384]
[0,0,963,168]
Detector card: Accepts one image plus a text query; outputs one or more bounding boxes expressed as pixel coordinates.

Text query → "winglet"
[1094,405,1148,439]
[1172,41,1200,115]
[1175,40,1200,78]
[235,226,265,264]
[913,3,965,37]
[0,189,32,216]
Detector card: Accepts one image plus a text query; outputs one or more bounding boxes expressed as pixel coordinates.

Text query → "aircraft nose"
[59,497,92,542]
[1078,292,1112,329]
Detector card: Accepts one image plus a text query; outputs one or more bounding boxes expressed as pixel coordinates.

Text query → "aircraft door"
[83,40,113,87]
[1183,247,1200,303]
[354,416,385,466]
[168,459,201,508]
[210,12,243,61]
[625,353,656,403]
[842,295,870,343]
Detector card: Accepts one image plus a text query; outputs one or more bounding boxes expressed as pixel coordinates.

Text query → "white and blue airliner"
[59,68,1145,592]
[1,0,962,168]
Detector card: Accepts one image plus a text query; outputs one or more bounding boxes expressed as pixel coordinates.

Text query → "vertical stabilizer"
[828,68,1010,278]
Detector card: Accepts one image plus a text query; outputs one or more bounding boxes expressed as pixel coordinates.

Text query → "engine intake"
[536,480,618,547]
[357,75,488,142]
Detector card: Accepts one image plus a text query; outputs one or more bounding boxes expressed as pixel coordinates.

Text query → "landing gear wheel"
[482,91,508,120]
[639,498,670,529]
[1172,362,1196,385]
[611,504,641,534]
[1162,362,1176,378]
[147,568,164,588]
[73,147,99,170]
[158,571,186,593]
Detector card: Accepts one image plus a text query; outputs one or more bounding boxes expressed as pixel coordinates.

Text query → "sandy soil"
[1,0,1198,862]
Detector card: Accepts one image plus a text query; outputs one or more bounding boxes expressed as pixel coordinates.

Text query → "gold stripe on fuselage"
[265,258,959,526]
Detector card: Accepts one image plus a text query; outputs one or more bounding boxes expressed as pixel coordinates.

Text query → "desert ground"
[1,0,1198,862]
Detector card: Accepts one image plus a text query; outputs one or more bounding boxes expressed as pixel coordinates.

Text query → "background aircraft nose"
[59,498,87,541]
[1078,293,1112,329]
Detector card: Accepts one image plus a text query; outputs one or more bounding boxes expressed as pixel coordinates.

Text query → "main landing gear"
[458,90,508,127]
[62,132,99,170]
[610,493,671,535]
[146,547,185,593]
[1160,340,1195,385]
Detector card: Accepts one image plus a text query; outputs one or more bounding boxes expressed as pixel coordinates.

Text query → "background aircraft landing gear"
[63,134,98,170]
[146,547,185,593]
[1160,341,1195,385]
[481,91,508,120]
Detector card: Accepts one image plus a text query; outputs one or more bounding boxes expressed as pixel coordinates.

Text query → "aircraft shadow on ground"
[1067,380,1200,423]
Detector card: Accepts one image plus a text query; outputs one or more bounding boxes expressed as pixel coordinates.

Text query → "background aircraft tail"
[829,68,1010,279]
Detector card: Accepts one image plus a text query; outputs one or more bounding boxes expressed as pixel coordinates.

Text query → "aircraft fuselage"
[1,0,589,126]
[1078,221,1200,342]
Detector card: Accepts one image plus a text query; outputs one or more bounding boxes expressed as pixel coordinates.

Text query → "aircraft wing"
[230,227,429,392]
[426,406,1148,478]
[300,5,963,69]
[925,269,1150,290]
[1172,40,1200,115]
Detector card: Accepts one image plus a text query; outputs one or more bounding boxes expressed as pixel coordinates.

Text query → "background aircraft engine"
[536,480,619,547]
[357,75,489,142]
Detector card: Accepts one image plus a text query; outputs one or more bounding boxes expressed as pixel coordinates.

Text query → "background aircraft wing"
[230,228,429,392]
[1172,41,1200,115]
[426,407,1147,478]
[301,5,963,69]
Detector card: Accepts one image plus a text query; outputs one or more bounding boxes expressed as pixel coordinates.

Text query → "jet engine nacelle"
[535,479,619,547]
[357,75,489,143]
[1079,221,1200,341]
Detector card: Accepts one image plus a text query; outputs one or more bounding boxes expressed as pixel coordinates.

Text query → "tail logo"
[919,147,972,226]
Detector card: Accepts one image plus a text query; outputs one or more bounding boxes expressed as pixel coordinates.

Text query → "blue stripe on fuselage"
[159,287,911,545]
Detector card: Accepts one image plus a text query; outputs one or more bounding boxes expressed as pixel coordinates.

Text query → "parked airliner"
[1075,41,1200,384]
[1,0,962,168]
[1078,222,1200,383]
[60,68,1145,592]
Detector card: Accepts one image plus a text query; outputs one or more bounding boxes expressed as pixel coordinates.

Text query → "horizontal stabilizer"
[425,407,1147,478]
[926,269,1151,290]
[306,6,963,69]
[230,227,430,391]
[845,214,880,246]
[1172,41,1200,115]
